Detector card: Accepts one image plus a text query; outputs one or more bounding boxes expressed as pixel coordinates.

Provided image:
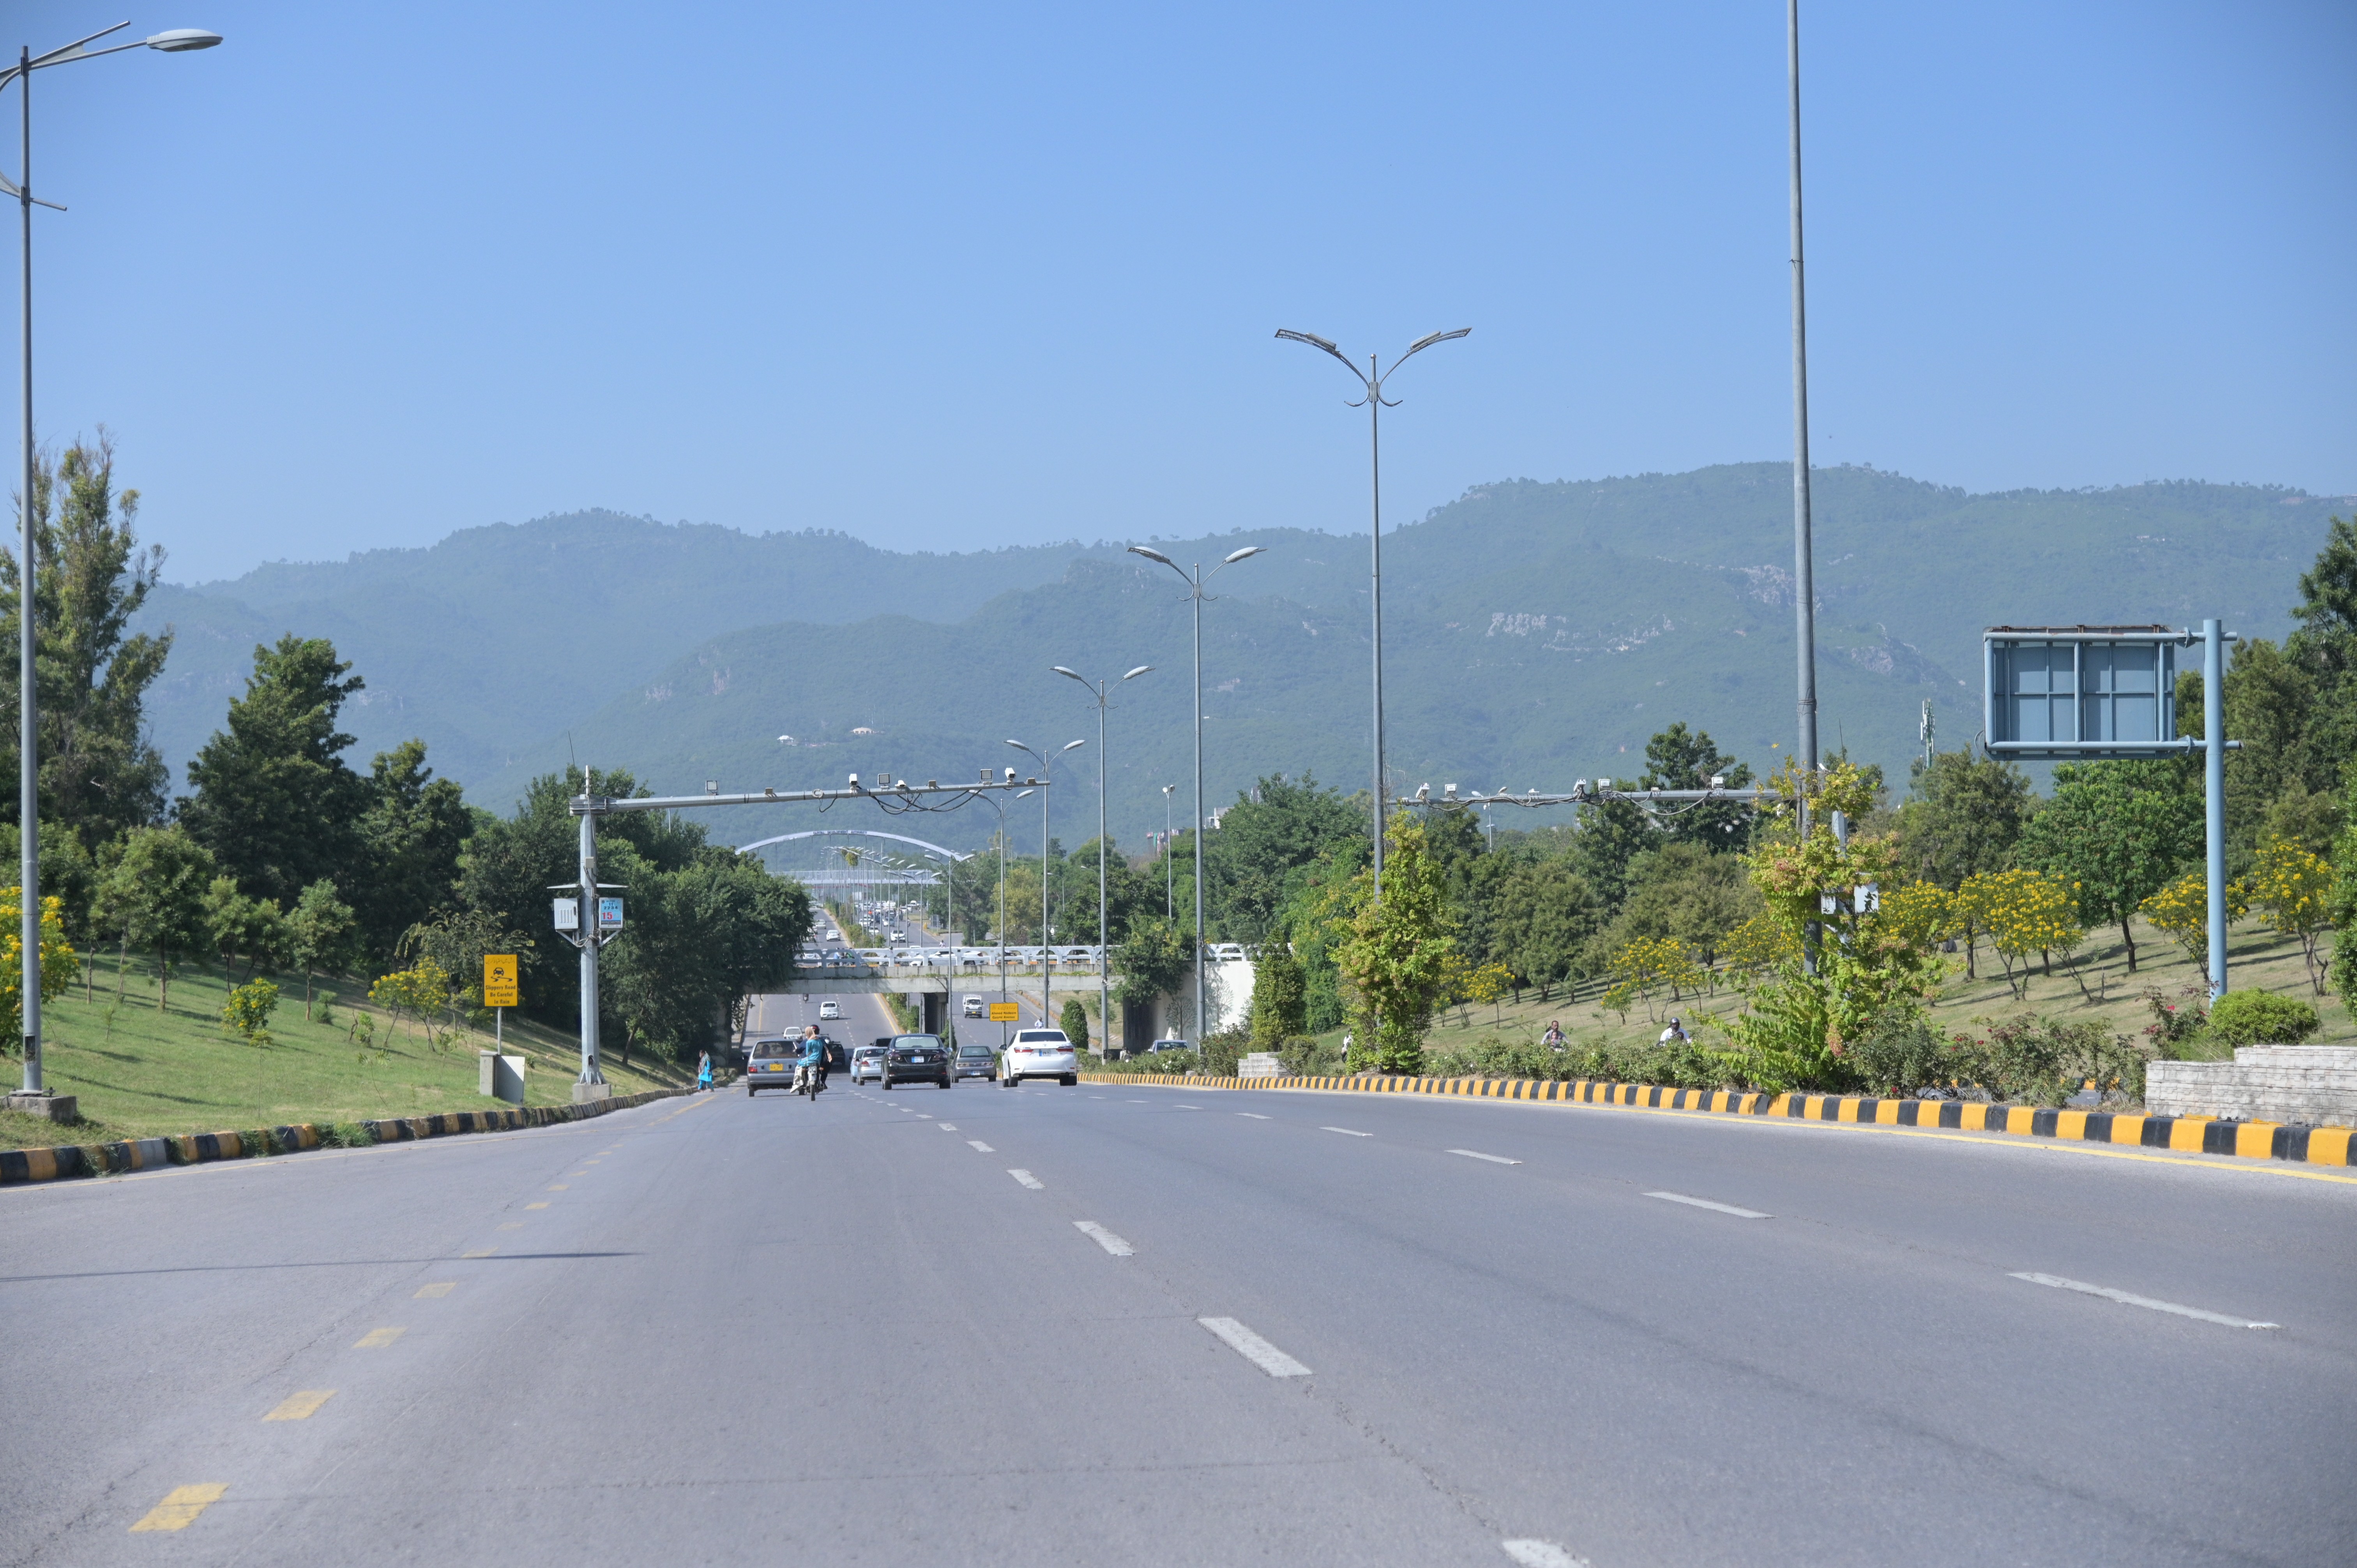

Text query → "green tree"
[2287,514,2357,786]
[202,874,285,980]
[2016,761,2201,971]
[1331,817,1460,1073]
[1591,841,1759,975]
[2330,774,2357,1017]
[95,825,215,1010]
[1486,855,1602,999]
[1641,722,1755,849]
[283,878,358,1020]
[1059,997,1092,1053]
[1249,937,1307,1049]
[1204,773,1368,941]
[353,738,471,964]
[0,435,173,847]
[179,636,369,909]
[1113,913,1191,1011]
[1898,749,2036,890]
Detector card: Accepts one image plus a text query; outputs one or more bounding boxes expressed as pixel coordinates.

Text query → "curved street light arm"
[1275,328,1373,391]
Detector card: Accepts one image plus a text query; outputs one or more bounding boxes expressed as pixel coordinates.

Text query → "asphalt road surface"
[5,1079,2353,1566]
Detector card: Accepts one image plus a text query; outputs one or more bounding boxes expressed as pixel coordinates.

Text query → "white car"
[961,996,985,1018]
[1000,1028,1078,1087]
[818,999,842,1021]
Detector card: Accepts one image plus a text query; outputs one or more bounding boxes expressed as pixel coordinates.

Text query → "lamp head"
[1405,326,1472,356]
[146,28,223,51]
[1127,545,1174,567]
[1052,666,1085,684]
[1274,328,1339,353]
[1122,664,1154,681]
[1062,739,1086,752]
[1223,546,1265,565]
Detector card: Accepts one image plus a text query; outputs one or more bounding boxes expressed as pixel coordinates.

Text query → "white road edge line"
[1074,1221,1134,1256]
[967,1140,995,1153]
[1646,1191,1770,1219]
[1500,1540,1589,1568]
[1198,1315,1311,1377]
[1450,1149,1523,1165]
[1008,1169,1044,1190]
[1321,1127,1373,1137]
[2009,1271,2281,1329]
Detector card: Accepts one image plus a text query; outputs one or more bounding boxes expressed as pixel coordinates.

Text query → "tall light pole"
[4,23,220,1105]
[1160,784,1175,919]
[1127,545,1263,1045]
[1055,664,1152,1057]
[1274,325,1467,899]
[1787,0,1820,790]
[1008,738,1083,1035]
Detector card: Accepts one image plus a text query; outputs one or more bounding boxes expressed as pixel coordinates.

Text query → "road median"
[1079,1072,2356,1169]
[0,1087,692,1187]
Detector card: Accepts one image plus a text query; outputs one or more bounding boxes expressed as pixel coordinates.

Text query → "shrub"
[2140,985,2218,1059]
[2204,989,2321,1048]
[1059,998,1091,1054]
[1199,1028,1246,1078]
[221,977,281,1049]
[1845,1014,1988,1099]
[1977,1015,2150,1106]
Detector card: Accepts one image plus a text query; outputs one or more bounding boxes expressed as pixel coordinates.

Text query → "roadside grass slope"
[0,955,686,1151]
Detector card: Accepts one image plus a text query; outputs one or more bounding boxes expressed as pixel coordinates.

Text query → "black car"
[880,1033,952,1090]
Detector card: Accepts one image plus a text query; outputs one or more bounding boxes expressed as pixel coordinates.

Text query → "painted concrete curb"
[0,1086,690,1187]
[1079,1073,2357,1168]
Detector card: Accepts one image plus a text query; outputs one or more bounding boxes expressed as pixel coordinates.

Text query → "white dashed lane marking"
[1321,1127,1372,1138]
[1647,1192,1769,1220]
[1074,1221,1134,1256]
[968,1140,995,1153]
[1237,1112,1269,1119]
[2009,1272,2281,1329]
[1501,1541,1589,1568]
[1449,1149,1522,1165]
[1197,1316,1310,1377]
[1008,1169,1044,1190]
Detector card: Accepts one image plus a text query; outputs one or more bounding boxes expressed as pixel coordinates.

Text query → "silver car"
[849,1044,887,1084]
[1000,1028,1078,1087]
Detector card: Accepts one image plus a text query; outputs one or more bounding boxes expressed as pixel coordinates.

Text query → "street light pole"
[2,23,220,1104]
[1127,545,1263,1045]
[1009,738,1084,1036]
[1274,326,1467,900]
[1161,784,1175,919]
[1787,0,1820,788]
[1055,662,1153,1056]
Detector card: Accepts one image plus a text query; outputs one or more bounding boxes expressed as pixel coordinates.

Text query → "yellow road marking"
[262,1390,336,1421]
[414,1282,456,1298]
[130,1484,226,1531]
[525,1201,549,1210]
[547,1184,567,1191]
[354,1327,406,1348]
[461,1248,496,1258]
[496,1222,524,1230]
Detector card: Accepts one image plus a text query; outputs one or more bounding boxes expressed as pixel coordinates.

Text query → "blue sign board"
[1983,626,2182,759]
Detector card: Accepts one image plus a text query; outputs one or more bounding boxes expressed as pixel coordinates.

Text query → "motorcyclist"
[793,1024,827,1096]
[1659,1016,1691,1045]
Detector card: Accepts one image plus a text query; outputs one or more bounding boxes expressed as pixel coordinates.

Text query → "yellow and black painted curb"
[1078,1073,2356,1168]
[0,1087,689,1187]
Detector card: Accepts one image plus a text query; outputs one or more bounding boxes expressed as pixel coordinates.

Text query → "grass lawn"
[1362,916,2350,1064]
[0,953,689,1151]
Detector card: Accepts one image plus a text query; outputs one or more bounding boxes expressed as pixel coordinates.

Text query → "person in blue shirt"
[697,1050,712,1091]
[793,1024,827,1095]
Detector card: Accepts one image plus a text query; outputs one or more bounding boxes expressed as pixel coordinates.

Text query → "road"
[5,1079,2353,1566]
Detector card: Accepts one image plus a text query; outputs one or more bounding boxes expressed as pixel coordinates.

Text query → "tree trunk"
[158,951,170,1012]
[2119,917,2138,973]
[304,964,314,1021]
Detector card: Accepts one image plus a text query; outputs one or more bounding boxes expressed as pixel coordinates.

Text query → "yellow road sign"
[483,954,519,1009]
[987,1002,1020,1022]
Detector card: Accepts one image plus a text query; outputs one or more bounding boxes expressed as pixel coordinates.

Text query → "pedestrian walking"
[697,1050,713,1091]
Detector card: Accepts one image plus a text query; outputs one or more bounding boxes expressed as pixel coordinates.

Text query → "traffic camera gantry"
[554,769,1044,1099]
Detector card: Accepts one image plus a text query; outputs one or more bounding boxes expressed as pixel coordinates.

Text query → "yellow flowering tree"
[1963,868,2083,1000]
[2138,871,2243,966]
[1726,761,1950,1087]
[371,956,457,1050]
[1601,936,1706,1023]
[2244,835,2336,996]
[0,890,78,1043]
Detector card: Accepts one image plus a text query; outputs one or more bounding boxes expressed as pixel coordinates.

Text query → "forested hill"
[133,464,2345,840]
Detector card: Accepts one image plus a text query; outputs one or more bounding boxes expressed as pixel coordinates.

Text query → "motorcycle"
[793,1061,827,1099]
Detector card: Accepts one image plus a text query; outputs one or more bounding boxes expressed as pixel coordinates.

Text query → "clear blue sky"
[13,1,2355,583]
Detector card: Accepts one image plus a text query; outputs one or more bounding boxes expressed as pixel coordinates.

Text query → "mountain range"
[132,462,2348,862]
